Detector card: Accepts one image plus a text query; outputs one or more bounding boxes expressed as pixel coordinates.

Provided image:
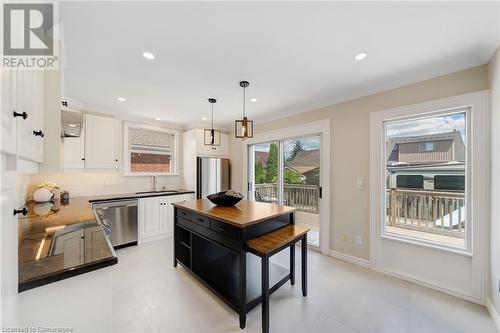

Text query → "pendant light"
[234,80,254,139]
[204,98,221,146]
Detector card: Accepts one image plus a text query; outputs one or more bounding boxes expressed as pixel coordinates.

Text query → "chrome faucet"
[152,175,157,192]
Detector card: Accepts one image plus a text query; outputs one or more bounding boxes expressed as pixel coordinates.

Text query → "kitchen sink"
[136,190,179,195]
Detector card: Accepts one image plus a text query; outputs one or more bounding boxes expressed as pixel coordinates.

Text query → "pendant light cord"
[211,102,214,129]
[243,86,246,118]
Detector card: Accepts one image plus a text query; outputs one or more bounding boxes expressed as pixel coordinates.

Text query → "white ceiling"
[60,1,500,130]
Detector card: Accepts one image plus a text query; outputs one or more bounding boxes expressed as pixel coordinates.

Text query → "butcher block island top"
[172,199,296,228]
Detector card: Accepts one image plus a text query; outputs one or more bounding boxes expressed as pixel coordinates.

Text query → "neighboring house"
[386,130,465,166]
[255,151,269,167]
[286,149,320,185]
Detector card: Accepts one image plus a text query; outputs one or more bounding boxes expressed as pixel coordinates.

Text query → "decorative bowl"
[207,191,243,206]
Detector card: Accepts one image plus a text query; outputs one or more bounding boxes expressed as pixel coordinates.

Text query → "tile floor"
[111,238,496,333]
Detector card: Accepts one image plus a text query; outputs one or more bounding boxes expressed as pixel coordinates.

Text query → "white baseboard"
[329,250,371,268]
[486,298,500,332]
[328,250,484,305]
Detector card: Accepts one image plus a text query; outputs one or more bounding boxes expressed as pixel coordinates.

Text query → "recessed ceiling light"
[142,51,155,60]
[117,97,126,102]
[250,98,258,103]
[354,52,367,61]
[202,117,208,121]
[155,117,161,121]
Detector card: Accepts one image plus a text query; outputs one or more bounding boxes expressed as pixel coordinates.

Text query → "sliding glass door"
[248,136,321,247]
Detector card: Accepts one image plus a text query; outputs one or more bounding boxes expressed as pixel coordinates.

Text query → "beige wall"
[230,65,489,260]
[488,48,500,317]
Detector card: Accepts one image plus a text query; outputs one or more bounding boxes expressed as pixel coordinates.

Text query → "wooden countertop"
[172,199,296,228]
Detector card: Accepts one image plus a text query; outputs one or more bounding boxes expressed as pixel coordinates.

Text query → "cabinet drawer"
[192,213,210,229]
[176,208,192,221]
[210,220,237,239]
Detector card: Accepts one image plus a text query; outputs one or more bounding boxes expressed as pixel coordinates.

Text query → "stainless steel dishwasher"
[92,199,138,249]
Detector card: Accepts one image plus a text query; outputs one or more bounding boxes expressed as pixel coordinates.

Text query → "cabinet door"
[84,114,119,169]
[63,137,85,169]
[1,69,17,155]
[159,197,174,235]
[138,197,161,242]
[195,129,229,157]
[182,193,195,201]
[32,70,45,162]
[16,70,36,161]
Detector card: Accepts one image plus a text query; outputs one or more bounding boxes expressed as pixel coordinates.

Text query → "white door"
[138,197,161,242]
[85,114,119,169]
[1,69,18,155]
[370,92,488,302]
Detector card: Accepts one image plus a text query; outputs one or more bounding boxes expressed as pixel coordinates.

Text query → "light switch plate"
[355,235,362,246]
[356,180,364,190]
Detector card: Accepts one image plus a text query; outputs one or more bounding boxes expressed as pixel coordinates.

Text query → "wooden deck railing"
[386,189,465,238]
[254,183,319,213]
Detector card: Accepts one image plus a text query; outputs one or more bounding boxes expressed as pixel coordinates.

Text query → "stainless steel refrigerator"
[196,157,230,199]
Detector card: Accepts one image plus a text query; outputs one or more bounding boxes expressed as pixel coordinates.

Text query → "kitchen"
[2,2,500,333]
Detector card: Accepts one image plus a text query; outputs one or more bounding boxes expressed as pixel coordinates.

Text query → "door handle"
[319,186,322,199]
[33,130,44,137]
[13,207,28,216]
[13,111,28,119]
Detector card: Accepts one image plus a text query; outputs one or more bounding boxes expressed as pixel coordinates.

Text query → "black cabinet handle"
[81,157,85,161]
[13,111,28,119]
[115,159,118,162]
[13,207,28,216]
[33,130,44,137]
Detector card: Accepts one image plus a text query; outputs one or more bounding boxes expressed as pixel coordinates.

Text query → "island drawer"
[176,208,192,220]
[210,220,238,239]
[192,213,210,229]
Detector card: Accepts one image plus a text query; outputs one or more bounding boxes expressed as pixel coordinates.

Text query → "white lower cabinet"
[138,197,162,243]
[138,193,194,244]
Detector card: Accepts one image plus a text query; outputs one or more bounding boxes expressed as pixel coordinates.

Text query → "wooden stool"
[246,225,310,333]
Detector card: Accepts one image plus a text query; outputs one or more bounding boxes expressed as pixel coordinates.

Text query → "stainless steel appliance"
[92,199,138,248]
[197,157,230,199]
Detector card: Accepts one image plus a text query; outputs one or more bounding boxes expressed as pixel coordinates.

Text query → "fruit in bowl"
[207,190,244,206]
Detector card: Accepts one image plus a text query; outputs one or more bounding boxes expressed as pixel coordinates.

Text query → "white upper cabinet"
[1,69,17,155]
[32,71,45,163]
[1,69,45,164]
[183,128,229,159]
[195,129,229,157]
[84,114,119,169]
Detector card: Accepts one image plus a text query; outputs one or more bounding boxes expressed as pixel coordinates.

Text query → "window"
[384,111,467,249]
[124,122,179,175]
[419,142,434,152]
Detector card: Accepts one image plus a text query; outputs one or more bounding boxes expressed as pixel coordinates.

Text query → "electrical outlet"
[342,233,349,241]
[356,180,364,190]
[355,235,362,246]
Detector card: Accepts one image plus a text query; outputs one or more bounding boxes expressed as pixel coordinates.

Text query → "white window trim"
[123,121,180,176]
[242,119,331,256]
[370,90,489,302]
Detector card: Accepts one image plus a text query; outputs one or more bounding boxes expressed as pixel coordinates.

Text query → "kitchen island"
[172,199,296,329]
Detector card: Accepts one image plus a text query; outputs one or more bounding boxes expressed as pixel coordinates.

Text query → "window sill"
[123,172,180,177]
[381,232,472,257]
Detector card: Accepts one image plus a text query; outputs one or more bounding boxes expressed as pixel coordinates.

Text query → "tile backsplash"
[26,171,184,200]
